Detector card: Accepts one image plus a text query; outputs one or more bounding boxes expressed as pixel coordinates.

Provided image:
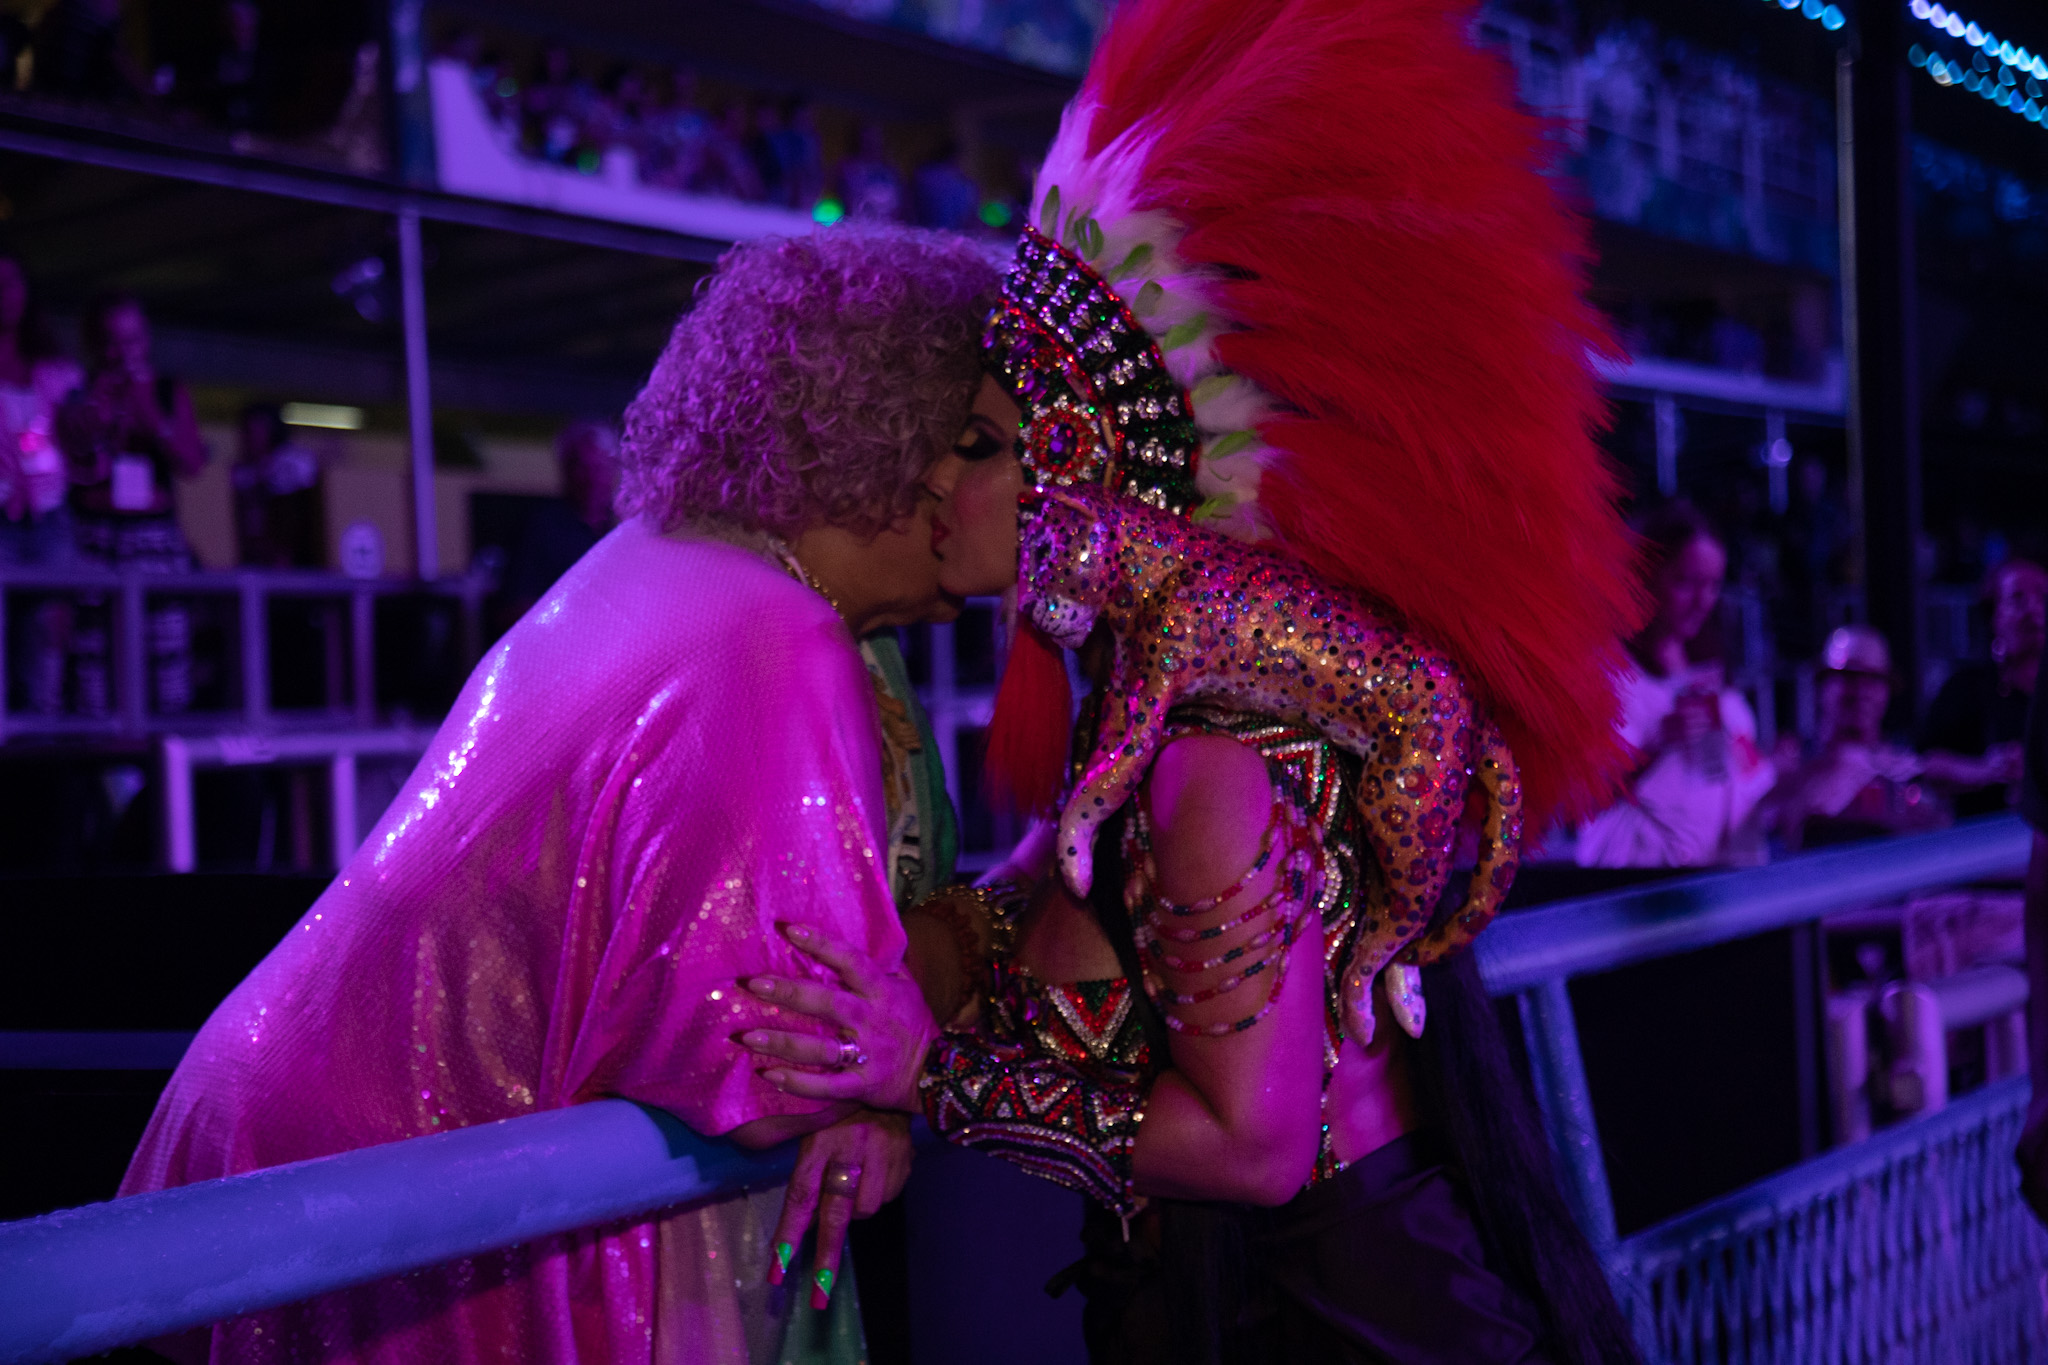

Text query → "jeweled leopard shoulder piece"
[1020,485,1523,1044]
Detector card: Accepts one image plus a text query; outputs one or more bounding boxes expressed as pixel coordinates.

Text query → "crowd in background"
[449,35,1011,233]
[0,0,385,170]
[1561,497,2045,869]
[0,250,622,720]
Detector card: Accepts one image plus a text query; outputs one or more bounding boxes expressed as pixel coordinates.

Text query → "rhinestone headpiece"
[983,226,1202,516]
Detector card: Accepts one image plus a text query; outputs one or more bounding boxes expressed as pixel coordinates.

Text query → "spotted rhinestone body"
[1019,486,1524,1044]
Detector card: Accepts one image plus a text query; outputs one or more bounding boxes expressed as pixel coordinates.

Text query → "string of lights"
[1906,1,2047,126]
[1760,0,1847,34]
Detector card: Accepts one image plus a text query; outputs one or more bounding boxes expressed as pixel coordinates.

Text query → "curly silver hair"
[618,225,999,537]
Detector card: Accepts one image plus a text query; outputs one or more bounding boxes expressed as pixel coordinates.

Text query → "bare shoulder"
[1144,733,1278,904]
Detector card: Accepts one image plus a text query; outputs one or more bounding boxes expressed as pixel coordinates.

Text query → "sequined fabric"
[1018,486,1523,1043]
[121,519,903,1365]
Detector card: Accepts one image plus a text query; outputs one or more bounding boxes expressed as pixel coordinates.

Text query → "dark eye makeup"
[953,423,1007,462]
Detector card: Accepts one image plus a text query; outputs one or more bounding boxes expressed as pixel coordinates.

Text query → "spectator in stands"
[838,121,905,221]
[774,98,826,210]
[492,418,618,632]
[1771,625,1945,851]
[58,293,208,714]
[691,99,766,201]
[2014,647,2048,1221]
[520,45,595,167]
[230,403,324,569]
[201,0,273,133]
[591,66,650,168]
[639,66,710,190]
[0,255,81,563]
[0,254,82,717]
[1921,557,2047,818]
[1577,501,1777,866]
[750,97,823,208]
[30,0,149,104]
[0,16,30,89]
[913,140,981,231]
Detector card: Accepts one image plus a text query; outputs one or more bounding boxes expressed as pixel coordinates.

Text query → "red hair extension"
[984,618,1073,818]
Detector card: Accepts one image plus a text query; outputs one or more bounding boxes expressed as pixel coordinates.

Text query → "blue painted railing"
[0,815,2035,1364]
[0,1102,794,1364]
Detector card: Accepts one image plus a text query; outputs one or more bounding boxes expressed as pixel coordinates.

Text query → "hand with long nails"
[764,1108,913,1310]
[740,923,937,1113]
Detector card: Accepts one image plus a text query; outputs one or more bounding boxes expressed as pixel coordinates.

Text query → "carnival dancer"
[121,226,992,1365]
[738,1,1648,1359]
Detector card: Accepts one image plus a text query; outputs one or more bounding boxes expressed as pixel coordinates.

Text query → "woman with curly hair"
[120,225,997,1365]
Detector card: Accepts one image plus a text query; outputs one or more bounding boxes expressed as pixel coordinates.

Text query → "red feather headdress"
[985,0,1645,830]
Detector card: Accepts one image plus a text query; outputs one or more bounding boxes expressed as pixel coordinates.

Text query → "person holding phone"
[1576,502,1778,867]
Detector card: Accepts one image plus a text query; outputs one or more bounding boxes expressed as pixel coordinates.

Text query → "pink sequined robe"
[122,519,906,1364]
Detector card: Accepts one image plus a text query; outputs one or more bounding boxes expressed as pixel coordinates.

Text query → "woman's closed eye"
[952,422,1009,463]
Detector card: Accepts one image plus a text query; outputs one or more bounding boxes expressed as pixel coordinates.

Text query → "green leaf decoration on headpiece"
[1190,374,1235,407]
[1132,280,1165,317]
[1074,217,1105,261]
[1160,313,1209,352]
[1039,185,1062,239]
[1205,430,1257,459]
[1190,493,1240,522]
[1108,242,1154,280]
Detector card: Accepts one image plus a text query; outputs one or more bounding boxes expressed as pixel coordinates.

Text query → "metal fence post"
[161,736,195,872]
[118,577,147,732]
[329,750,358,870]
[239,576,269,728]
[352,587,375,727]
[1518,977,1619,1249]
[397,208,437,582]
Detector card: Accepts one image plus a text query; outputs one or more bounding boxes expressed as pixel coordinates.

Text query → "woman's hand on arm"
[738,923,938,1112]
[1125,735,1327,1206]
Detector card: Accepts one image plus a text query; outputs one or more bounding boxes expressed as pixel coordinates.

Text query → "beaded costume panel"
[922,703,1378,1203]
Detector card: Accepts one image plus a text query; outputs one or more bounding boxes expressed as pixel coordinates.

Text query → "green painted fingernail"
[814,1266,834,1295]
[774,1241,794,1273]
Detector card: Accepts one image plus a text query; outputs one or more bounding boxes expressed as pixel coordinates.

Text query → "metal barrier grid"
[1617,1077,2048,1365]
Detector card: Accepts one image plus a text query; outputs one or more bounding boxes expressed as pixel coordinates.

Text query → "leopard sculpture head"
[1017,489,1119,650]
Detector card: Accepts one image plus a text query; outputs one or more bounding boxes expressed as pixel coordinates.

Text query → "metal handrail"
[0,564,491,741]
[0,819,2033,1362]
[1477,815,2031,993]
[159,726,433,871]
[0,1100,794,1365]
[1473,814,2031,1251]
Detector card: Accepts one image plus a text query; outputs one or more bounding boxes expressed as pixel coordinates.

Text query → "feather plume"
[1029,0,1645,826]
